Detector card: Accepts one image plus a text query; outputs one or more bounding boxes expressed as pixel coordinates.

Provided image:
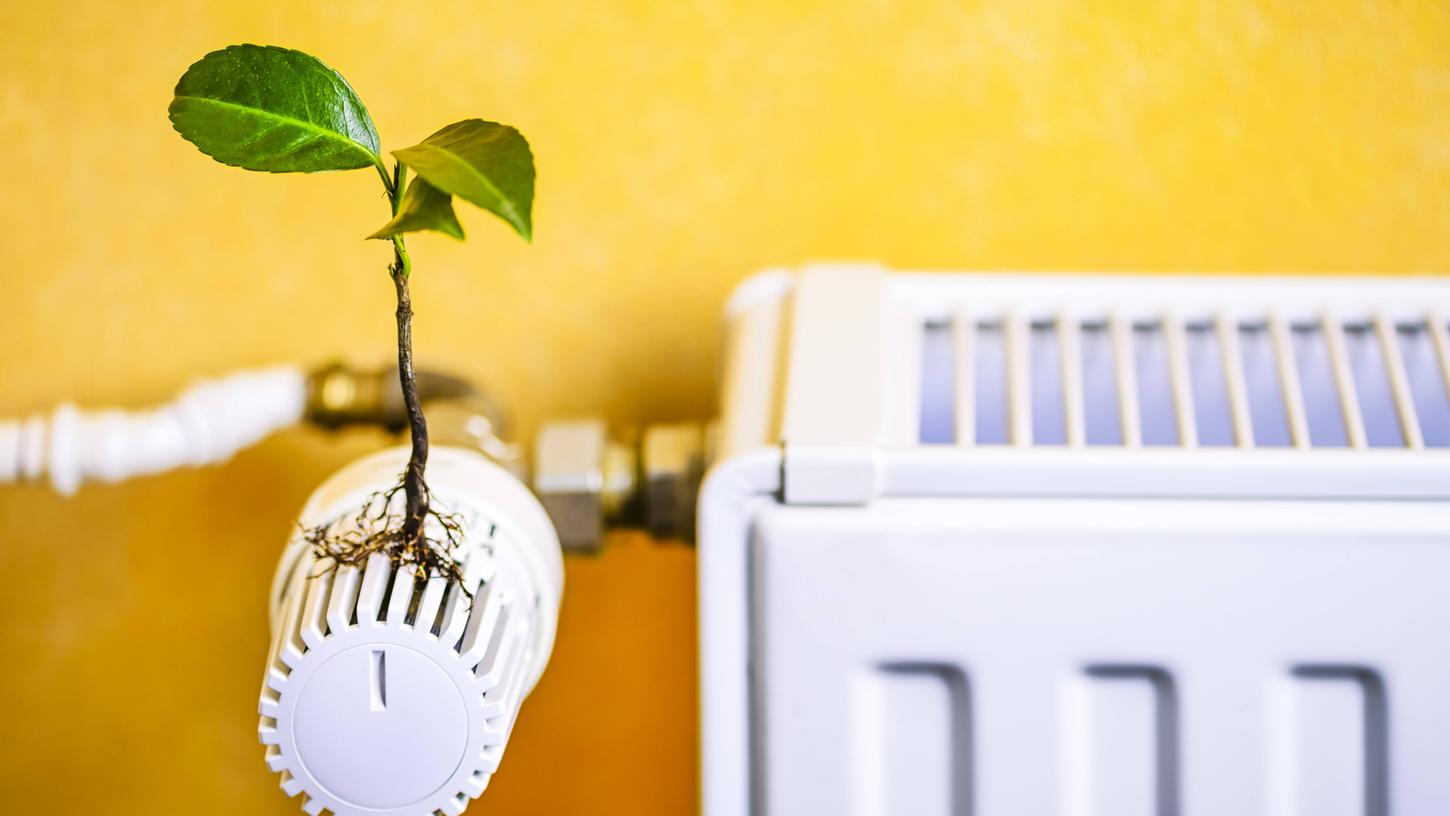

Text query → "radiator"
[699,264,1450,815]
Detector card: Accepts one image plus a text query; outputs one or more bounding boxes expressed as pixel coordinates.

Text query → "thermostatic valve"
[260,446,563,816]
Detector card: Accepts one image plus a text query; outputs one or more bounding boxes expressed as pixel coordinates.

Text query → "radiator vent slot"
[918,311,1450,450]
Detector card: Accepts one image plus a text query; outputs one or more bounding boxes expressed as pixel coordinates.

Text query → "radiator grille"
[919,312,1450,450]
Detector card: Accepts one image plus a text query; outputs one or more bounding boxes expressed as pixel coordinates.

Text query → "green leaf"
[169,44,382,173]
[367,177,464,241]
[393,120,534,241]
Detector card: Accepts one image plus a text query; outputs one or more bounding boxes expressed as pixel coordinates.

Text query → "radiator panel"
[750,498,1450,816]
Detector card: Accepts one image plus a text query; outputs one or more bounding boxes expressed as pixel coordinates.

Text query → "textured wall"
[1,1,1447,813]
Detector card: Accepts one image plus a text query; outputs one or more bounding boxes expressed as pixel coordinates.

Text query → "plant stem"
[375,162,395,197]
[385,160,428,542]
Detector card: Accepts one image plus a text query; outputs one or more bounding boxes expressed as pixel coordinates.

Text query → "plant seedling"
[170,44,534,585]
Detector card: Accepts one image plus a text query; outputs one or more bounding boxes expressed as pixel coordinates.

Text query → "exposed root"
[304,478,473,598]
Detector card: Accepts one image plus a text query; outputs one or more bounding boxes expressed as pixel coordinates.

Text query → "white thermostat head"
[259,446,563,816]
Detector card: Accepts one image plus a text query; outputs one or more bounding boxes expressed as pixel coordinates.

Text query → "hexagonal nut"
[641,423,706,543]
[532,419,635,552]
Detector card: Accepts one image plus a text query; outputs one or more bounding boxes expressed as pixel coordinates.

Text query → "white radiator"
[699,264,1450,816]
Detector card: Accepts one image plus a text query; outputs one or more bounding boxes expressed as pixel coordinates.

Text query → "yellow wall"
[1,1,1448,813]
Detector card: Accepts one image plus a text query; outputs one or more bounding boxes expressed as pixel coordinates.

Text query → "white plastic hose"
[0,366,307,495]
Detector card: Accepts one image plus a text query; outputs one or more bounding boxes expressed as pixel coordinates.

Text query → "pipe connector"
[305,361,522,473]
[532,420,708,552]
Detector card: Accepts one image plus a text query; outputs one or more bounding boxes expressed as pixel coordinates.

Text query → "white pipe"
[0,366,306,494]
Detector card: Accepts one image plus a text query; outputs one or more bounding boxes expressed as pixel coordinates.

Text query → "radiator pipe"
[0,362,516,494]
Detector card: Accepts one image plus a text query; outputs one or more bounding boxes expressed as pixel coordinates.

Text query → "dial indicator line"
[370,649,387,712]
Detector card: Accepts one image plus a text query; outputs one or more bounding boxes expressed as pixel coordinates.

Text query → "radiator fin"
[854,663,972,816]
[1066,666,1179,816]
[918,308,1450,450]
[1272,666,1389,816]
